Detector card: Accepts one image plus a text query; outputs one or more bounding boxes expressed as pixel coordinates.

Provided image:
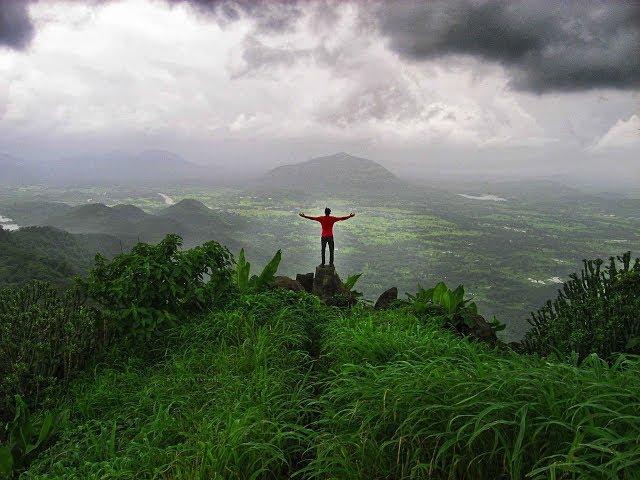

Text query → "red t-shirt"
[314,215,350,237]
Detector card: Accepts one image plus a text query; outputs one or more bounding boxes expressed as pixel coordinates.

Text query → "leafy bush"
[409,282,474,318]
[80,234,234,338]
[234,248,282,292]
[522,251,640,362]
[0,395,66,478]
[0,282,105,424]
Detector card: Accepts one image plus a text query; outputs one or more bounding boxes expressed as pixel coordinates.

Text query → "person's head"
[324,207,331,216]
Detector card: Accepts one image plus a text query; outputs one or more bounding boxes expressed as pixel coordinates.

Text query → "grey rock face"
[296,272,314,293]
[272,275,304,292]
[375,287,398,309]
[312,265,344,301]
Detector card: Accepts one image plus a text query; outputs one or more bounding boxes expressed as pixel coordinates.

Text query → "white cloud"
[591,114,640,151]
[0,0,637,179]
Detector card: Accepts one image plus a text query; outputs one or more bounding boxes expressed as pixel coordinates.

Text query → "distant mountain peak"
[254,153,403,194]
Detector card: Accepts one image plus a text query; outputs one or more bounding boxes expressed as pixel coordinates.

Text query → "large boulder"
[312,265,344,300]
[296,272,314,293]
[375,287,398,309]
[272,275,304,292]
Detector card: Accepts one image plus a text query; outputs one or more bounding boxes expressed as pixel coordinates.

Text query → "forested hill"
[253,152,408,195]
[3,199,243,250]
[0,226,122,286]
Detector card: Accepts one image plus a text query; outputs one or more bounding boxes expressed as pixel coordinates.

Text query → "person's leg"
[321,237,327,265]
[328,237,334,266]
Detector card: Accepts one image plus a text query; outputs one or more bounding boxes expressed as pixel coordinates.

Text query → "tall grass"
[304,308,640,479]
[18,294,640,479]
[23,291,336,479]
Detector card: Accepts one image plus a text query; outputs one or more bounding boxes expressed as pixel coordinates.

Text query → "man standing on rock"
[299,208,355,266]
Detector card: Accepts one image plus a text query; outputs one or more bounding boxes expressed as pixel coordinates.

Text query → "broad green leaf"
[0,446,13,477]
[256,249,282,290]
[432,282,448,306]
[344,273,362,291]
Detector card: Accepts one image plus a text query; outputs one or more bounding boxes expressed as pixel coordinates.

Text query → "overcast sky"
[1,0,638,184]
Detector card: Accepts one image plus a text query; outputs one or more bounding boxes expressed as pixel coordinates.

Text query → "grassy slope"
[24,292,640,479]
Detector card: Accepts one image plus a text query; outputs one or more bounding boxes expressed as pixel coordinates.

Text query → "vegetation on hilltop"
[523,251,640,362]
[0,226,122,287]
[1,235,639,479]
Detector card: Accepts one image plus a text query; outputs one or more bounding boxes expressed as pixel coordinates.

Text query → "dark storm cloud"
[0,0,35,49]
[0,0,303,51]
[166,0,303,33]
[375,0,640,92]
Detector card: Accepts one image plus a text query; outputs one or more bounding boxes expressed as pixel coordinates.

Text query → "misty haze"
[1,1,639,478]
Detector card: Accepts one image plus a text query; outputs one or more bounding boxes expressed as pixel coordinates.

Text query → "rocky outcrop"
[455,314,497,344]
[296,273,314,293]
[312,265,357,306]
[272,275,304,292]
[375,287,398,309]
[312,265,343,300]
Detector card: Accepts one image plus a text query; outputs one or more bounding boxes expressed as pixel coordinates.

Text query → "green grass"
[309,308,640,479]
[19,293,640,479]
[24,292,334,479]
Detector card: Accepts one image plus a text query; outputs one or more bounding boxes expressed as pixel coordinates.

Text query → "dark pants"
[321,236,334,266]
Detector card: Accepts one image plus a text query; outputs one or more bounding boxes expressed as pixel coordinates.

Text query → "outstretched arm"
[299,212,319,221]
[336,212,356,221]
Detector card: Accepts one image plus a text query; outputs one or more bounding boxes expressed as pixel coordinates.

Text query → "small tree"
[80,234,234,338]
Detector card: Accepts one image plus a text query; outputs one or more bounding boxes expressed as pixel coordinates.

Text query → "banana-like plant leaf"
[344,273,362,291]
[255,249,282,289]
[235,248,251,291]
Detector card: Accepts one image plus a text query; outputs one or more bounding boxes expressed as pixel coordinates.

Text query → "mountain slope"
[159,199,236,230]
[46,203,190,243]
[6,199,241,250]
[254,153,406,194]
[0,153,41,185]
[159,199,243,248]
[0,150,216,186]
[0,226,122,286]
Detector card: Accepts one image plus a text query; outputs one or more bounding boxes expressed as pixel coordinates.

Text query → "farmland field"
[2,182,638,340]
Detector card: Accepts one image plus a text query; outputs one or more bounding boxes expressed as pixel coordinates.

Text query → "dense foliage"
[2,235,639,478]
[408,281,505,333]
[0,226,121,287]
[1,235,234,427]
[0,282,104,425]
[234,248,282,292]
[523,251,640,362]
[80,234,234,338]
[16,291,640,479]
[0,395,65,477]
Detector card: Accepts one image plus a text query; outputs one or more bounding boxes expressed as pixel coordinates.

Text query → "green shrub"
[407,281,505,333]
[0,282,104,425]
[234,248,282,292]
[0,395,66,478]
[80,234,234,339]
[523,251,640,362]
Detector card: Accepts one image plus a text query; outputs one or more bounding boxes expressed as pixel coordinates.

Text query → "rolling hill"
[253,152,407,195]
[0,226,122,286]
[45,203,189,244]
[4,199,243,251]
[0,150,216,186]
